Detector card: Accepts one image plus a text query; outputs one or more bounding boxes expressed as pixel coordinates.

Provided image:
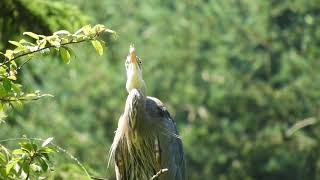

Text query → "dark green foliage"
[0,0,88,50]
[1,0,320,180]
[0,137,56,179]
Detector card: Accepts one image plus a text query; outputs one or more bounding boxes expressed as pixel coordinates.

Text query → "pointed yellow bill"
[129,44,137,64]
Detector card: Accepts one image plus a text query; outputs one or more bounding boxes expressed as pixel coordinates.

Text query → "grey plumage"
[109,89,185,180]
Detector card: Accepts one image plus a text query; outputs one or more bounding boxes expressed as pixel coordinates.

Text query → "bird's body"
[109,45,185,180]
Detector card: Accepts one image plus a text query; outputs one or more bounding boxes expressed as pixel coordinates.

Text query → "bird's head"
[125,44,146,93]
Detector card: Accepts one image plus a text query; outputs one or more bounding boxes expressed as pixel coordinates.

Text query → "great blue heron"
[109,45,185,180]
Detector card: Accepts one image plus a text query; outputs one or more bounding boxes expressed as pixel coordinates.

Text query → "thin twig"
[17,57,32,70]
[90,176,108,180]
[286,117,318,137]
[150,168,168,180]
[0,97,42,102]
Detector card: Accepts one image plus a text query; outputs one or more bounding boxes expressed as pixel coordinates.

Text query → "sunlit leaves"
[5,158,20,175]
[82,25,91,35]
[8,41,23,48]
[53,30,71,36]
[91,40,104,56]
[3,79,12,92]
[46,35,60,48]
[0,138,56,179]
[4,50,14,60]
[0,24,113,63]
[59,47,71,64]
[23,32,40,40]
[0,24,114,113]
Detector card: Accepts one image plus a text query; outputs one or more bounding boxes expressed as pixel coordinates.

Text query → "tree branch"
[285,117,318,137]
[90,176,108,180]
[0,97,43,102]
[17,57,32,70]
[2,36,96,65]
[150,168,168,180]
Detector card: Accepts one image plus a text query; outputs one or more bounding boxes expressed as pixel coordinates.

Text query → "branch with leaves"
[0,24,115,180]
[0,24,115,111]
[0,137,56,180]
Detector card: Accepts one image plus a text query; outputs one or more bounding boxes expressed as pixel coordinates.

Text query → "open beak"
[129,44,138,65]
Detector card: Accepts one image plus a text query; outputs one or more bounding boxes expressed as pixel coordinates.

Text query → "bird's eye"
[137,56,142,64]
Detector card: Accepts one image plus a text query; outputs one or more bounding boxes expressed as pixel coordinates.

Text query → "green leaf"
[12,83,21,94]
[30,163,41,172]
[3,79,12,92]
[23,32,39,40]
[6,158,20,175]
[8,75,16,81]
[105,29,116,34]
[91,40,103,55]
[4,50,14,60]
[19,39,35,46]
[10,60,17,69]
[82,25,91,35]
[46,35,60,47]
[0,152,7,163]
[59,47,71,64]
[39,93,54,98]
[0,67,6,74]
[61,47,74,60]
[38,39,47,49]
[37,157,49,172]
[13,46,27,54]
[12,149,24,155]
[9,41,23,47]
[0,86,7,97]
[20,142,36,153]
[53,30,71,35]
[39,147,56,154]
[11,99,23,108]
[22,160,30,174]
[42,137,54,147]
[92,24,105,34]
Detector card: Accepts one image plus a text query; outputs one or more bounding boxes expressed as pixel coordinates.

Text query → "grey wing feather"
[146,96,186,180]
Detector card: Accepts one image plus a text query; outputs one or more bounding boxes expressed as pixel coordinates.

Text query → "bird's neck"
[126,90,146,131]
[126,66,146,94]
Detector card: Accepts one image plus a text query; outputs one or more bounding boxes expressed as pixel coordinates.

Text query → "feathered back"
[108,89,158,179]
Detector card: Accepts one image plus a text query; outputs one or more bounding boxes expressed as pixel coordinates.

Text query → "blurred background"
[1,0,320,179]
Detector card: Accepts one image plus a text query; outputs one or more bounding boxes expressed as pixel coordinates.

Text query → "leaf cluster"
[0,137,56,179]
[0,24,115,111]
